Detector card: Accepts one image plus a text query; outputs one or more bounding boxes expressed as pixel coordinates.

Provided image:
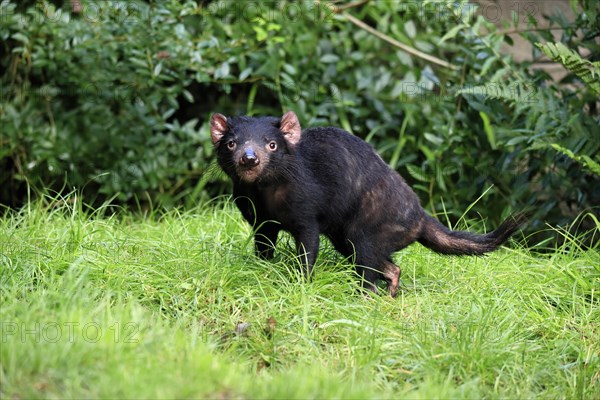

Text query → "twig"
[341,12,458,70]
[498,27,567,35]
[334,0,370,12]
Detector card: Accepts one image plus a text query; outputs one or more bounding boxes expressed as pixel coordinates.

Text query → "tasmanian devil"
[210,111,524,297]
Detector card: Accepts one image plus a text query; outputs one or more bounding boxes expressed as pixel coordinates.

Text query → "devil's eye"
[267,141,277,151]
[226,140,236,150]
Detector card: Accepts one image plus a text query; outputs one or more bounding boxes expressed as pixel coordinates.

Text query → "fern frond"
[537,42,600,94]
[405,164,430,183]
[551,143,600,176]
[455,82,537,103]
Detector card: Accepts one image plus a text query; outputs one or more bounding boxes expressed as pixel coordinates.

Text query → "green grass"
[1,194,599,399]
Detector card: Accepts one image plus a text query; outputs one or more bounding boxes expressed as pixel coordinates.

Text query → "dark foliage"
[1,1,598,244]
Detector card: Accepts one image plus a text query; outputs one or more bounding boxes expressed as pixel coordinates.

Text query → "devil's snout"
[240,148,259,167]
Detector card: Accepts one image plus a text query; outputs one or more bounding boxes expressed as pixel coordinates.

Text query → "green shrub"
[1,0,598,243]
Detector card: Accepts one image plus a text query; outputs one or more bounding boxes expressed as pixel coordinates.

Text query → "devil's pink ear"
[280,111,302,146]
[210,113,228,145]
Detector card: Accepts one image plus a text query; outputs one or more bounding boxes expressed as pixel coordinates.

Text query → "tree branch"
[340,11,458,70]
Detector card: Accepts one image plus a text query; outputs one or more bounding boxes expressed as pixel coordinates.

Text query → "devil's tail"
[417,214,526,255]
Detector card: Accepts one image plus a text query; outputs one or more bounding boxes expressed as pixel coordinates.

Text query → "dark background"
[1,0,598,246]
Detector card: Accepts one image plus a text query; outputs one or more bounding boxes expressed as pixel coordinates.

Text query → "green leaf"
[253,26,268,41]
[283,64,296,75]
[505,136,529,146]
[480,57,496,76]
[419,145,435,161]
[239,67,252,81]
[129,57,148,69]
[424,133,443,146]
[215,62,230,79]
[266,23,281,32]
[438,24,465,44]
[406,164,430,182]
[182,89,194,103]
[175,24,187,39]
[404,20,416,39]
[435,164,447,192]
[512,10,519,28]
[153,62,162,77]
[320,54,340,63]
[11,32,29,45]
[479,111,496,150]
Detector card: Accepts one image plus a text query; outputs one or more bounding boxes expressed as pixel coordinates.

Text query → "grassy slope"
[1,196,598,399]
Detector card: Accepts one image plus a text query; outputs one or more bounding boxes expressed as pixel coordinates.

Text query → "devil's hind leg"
[381,259,400,297]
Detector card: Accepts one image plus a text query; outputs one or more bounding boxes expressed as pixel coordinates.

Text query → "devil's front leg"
[292,223,320,279]
[254,220,280,260]
[233,195,281,260]
[233,195,256,225]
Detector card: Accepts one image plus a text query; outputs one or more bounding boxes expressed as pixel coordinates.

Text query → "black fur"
[210,112,525,296]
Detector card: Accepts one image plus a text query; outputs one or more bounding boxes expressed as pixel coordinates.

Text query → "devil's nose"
[241,149,259,166]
